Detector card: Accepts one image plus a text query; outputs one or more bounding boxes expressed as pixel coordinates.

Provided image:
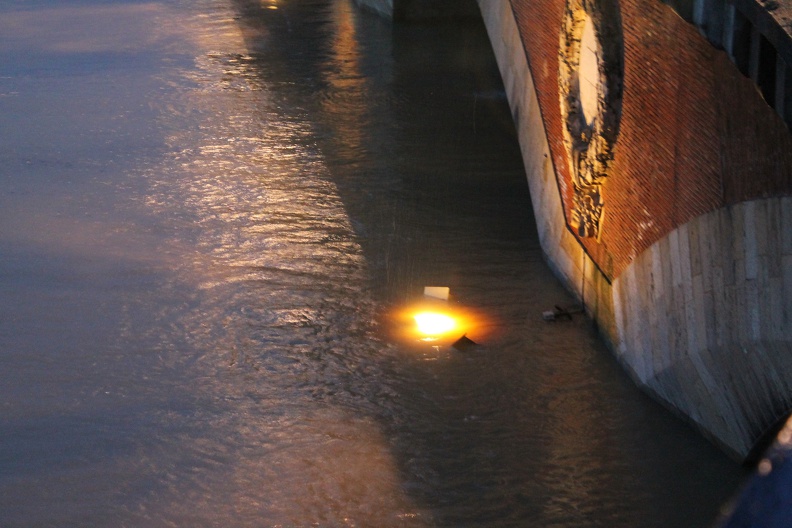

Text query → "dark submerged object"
[451,334,478,351]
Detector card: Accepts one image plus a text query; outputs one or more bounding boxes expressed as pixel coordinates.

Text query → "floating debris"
[542,304,584,322]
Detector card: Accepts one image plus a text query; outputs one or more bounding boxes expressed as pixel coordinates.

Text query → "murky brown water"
[0,0,744,526]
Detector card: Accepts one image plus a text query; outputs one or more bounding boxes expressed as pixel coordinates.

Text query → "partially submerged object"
[451,334,478,351]
[542,304,584,322]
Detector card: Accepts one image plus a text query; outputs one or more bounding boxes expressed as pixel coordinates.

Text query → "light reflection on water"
[0,0,744,526]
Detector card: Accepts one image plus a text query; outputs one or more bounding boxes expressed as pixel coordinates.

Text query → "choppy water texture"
[0,0,745,526]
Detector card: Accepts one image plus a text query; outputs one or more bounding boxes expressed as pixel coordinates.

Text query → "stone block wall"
[615,198,792,457]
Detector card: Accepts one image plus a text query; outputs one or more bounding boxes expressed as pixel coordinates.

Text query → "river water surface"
[0,0,744,526]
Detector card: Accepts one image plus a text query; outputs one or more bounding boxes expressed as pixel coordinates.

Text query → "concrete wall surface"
[477,0,792,459]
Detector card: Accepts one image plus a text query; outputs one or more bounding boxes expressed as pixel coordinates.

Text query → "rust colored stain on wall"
[510,0,792,280]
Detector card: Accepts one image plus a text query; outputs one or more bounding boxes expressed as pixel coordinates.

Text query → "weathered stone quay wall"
[478,0,792,459]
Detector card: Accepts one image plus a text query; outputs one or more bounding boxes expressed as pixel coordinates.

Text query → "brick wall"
[510,0,792,280]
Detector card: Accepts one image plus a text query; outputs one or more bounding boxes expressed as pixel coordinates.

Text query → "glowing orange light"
[388,292,492,348]
[413,311,457,337]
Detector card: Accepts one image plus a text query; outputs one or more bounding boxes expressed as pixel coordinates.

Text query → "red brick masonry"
[510,0,792,280]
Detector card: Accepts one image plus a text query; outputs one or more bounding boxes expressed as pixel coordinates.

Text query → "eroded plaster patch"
[558,0,623,239]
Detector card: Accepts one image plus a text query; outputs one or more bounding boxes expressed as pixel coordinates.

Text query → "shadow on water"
[226,0,745,526]
[230,0,535,299]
